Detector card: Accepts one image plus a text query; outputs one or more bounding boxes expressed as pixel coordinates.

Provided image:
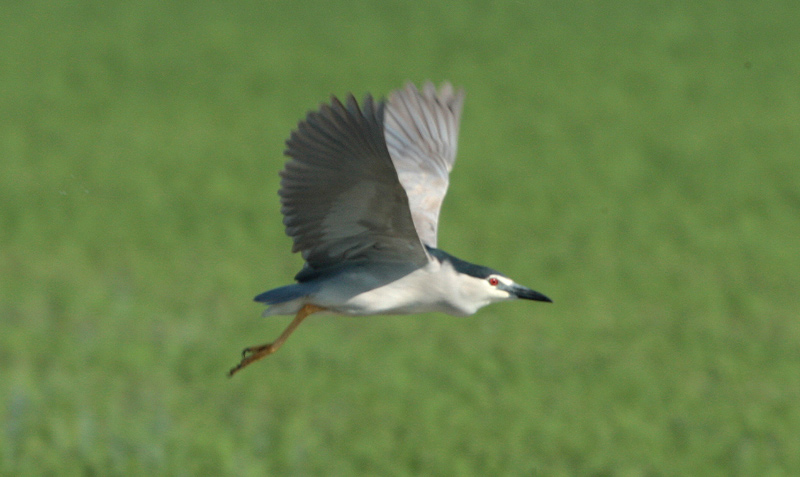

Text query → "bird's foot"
[227,304,324,377]
[228,343,275,377]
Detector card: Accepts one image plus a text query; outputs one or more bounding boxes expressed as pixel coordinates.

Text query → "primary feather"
[280,94,428,272]
[384,82,465,247]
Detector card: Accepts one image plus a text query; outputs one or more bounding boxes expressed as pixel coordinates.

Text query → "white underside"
[262,259,505,318]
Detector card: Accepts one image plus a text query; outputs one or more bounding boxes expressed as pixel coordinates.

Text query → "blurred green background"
[2,1,799,475]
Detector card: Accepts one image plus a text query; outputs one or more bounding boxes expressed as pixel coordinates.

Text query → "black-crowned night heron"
[229,82,551,376]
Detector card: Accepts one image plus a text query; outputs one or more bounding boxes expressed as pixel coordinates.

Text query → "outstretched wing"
[280,94,428,271]
[384,82,465,248]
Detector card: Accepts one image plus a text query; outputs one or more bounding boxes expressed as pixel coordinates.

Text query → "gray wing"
[384,82,465,248]
[280,93,428,271]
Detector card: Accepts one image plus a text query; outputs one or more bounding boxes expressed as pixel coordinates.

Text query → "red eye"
[488,277,499,286]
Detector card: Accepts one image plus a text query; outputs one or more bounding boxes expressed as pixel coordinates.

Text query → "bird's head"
[454,269,552,313]
[428,247,551,315]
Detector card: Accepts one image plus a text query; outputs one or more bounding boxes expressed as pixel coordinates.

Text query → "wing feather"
[384,82,465,247]
[280,94,428,272]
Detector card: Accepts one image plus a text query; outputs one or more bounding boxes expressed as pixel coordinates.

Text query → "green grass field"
[2,1,800,474]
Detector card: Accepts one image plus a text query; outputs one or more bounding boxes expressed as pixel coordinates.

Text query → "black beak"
[506,284,552,303]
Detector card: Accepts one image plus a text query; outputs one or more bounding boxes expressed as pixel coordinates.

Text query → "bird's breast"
[311,262,473,317]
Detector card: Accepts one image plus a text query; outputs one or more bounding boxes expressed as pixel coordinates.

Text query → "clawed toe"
[241,344,269,358]
[228,304,323,377]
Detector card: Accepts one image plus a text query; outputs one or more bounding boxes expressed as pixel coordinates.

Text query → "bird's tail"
[254,283,317,317]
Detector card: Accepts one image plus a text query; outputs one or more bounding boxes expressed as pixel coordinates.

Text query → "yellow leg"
[228,303,324,377]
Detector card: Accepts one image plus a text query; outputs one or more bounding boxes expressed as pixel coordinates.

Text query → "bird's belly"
[313,274,468,317]
[334,290,458,316]
[303,260,476,317]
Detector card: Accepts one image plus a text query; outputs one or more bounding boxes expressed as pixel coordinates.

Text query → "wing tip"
[397,81,465,109]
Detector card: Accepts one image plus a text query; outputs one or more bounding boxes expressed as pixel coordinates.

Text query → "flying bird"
[229,82,551,376]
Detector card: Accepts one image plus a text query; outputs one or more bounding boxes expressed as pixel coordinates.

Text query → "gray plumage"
[229,81,550,377]
[281,93,426,271]
[385,82,465,248]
